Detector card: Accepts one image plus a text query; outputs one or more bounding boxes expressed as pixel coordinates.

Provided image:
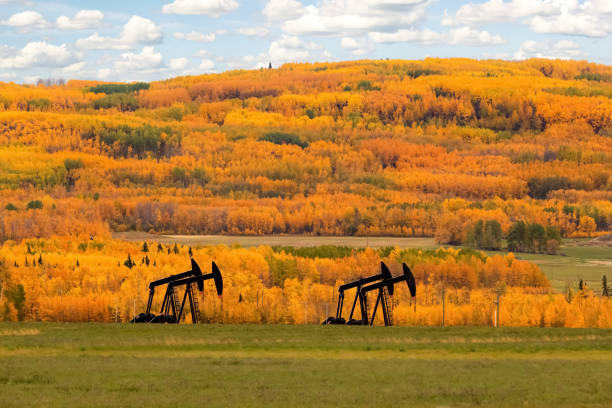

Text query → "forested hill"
[0,58,611,246]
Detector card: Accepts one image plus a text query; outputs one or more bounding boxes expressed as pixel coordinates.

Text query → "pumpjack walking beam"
[323,262,393,325]
[162,261,223,324]
[145,258,203,316]
[359,263,417,326]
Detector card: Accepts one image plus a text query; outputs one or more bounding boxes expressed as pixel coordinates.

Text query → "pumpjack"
[322,262,393,325]
[131,258,223,324]
[323,262,416,326]
[358,263,416,326]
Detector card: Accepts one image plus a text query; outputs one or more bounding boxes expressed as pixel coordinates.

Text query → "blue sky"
[0,0,610,83]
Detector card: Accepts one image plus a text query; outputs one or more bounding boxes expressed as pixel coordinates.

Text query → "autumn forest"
[0,58,610,326]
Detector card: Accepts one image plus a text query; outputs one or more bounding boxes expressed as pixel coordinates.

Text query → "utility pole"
[494,288,502,327]
[441,286,445,327]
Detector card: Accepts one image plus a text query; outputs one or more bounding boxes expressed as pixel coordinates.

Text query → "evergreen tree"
[142,242,149,253]
[6,284,26,321]
[173,244,179,254]
[527,223,546,253]
[466,220,484,248]
[483,220,502,250]
[507,221,526,252]
[124,254,135,269]
[157,243,163,253]
[579,278,584,291]
[188,246,193,257]
[603,275,609,297]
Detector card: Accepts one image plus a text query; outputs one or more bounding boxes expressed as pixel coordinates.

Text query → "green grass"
[483,243,612,292]
[0,323,610,407]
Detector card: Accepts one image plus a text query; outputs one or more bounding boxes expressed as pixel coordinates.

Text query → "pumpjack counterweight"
[131,258,223,324]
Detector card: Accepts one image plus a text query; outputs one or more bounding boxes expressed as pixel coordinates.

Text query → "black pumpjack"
[322,261,392,325]
[131,258,223,324]
[323,262,416,326]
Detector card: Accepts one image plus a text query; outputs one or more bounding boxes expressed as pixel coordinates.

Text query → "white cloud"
[442,0,555,26]
[60,61,86,73]
[169,57,189,70]
[528,12,608,37]
[115,46,164,71]
[122,16,163,44]
[56,10,104,30]
[76,16,162,50]
[263,0,305,21]
[195,49,213,57]
[340,37,360,50]
[276,0,430,37]
[443,0,612,37]
[198,58,215,70]
[1,11,49,30]
[236,27,269,37]
[340,37,372,56]
[97,68,111,79]
[370,26,504,45]
[513,39,586,60]
[174,31,216,42]
[269,35,321,63]
[0,41,76,69]
[162,0,238,17]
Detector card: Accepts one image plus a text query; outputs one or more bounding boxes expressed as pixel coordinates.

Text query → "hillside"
[0,58,611,245]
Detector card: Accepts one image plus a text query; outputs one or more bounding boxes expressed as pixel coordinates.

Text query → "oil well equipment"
[323,262,416,326]
[131,258,223,324]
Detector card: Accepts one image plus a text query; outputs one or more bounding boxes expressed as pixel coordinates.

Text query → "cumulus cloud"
[269,35,322,63]
[528,11,608,37]
[442,0,554,26]
[174,31,216,42]
[0,41,76,69]
[76,16,162,50]
[340,37,372,56]
[195,49,213,57]
[271,0,430,37]
[236,27,269,37]
[60,61,86,73]
[370,26,504,45]
[115,46,164,71]
[169,57,189,70]
[263,0,305,21]
[56,10,104,30]
[443,0,612,37]
[1,11,50,30]
[162,0,238,17]
[198,58,215,70]
[513,39,586,60]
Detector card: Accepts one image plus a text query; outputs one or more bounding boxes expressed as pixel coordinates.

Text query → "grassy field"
[512,245,612,292]
[0,323,610,407]
[113,232,440,249]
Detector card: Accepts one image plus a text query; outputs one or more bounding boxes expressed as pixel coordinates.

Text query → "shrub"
[26,200,43,210]
[261,132,308,148]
